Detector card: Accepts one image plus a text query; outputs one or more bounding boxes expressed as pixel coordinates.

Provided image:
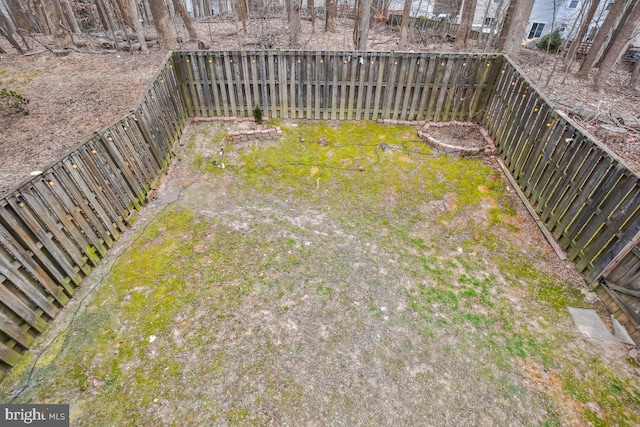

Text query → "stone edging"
[227,127,283,143]
[191,117,283,143]
[418,121,496,157]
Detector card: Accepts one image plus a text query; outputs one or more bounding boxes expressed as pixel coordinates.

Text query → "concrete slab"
[568,307,619,344]
[611,315,635,345]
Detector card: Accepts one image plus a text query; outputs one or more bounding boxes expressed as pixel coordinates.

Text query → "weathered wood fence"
[0,53,187,377]
[0,50,639,378]
[173,51,502,122]
[484,56,640,341]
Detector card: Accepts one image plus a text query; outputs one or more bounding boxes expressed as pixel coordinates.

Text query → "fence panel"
[484,56,640,337]
[0,53,185,378]
[173,50,502,123]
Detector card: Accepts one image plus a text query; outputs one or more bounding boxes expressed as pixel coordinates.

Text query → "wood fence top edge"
[171,50,503,58]
[0,115,137,200]
[133,51,175,112]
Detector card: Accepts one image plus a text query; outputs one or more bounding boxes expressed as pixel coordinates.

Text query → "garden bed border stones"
[418,121,496,157]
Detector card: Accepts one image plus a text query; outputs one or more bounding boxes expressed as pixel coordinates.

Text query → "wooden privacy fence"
[173,50,502,122]
[484,56,640,341]
[0,53,187,377]
[0,50,639,379]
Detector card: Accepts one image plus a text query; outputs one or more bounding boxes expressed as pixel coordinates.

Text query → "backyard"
[1,121,639,425]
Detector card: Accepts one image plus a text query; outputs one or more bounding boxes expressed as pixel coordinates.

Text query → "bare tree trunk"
[3,0,31,49]
[496,0,535,59]
[96,0,121,50]
[595,0,635,67]
[6,0,33,33]
[115,0,134,28]
[399,0,411,47]
[0,13,24,53]
[288,0,300,46]
[630,54,640,89]
[325,0,336,32]
[382,0,390,23]
[173,0,198,40]
[565,0,601,66]
[593,0,640,90]
[47,0,74,48]
[128,0,149,52]
[33,0,50,35]
[94,0,109,30]
[236,0,247,34]
[576,0,630,78]
[148,0,178,48]
[455,0,476,49]
[353,0,360,47]
[61,0,80,33]
[141,0,152,23]
[308,0,315,32]
[353,0,372,49]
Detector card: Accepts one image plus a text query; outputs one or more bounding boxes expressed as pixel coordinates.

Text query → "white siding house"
[466,0,615,40]
[527,0,613,40]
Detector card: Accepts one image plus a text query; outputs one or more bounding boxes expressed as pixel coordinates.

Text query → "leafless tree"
[353,0,372,49]
[287,0,301,46]
[308,0,315,32]
[148,0,178,48]
[5,0,33,35]
[325,0,337,32]
[45,0,74,48]
[565,0,601,68]
[61,0,80,34]
[575,0,631,78]
[399,0,411,47]
[236,0,248,34]
[173,0,199,41]
[0,11,24,53]
[495,0,536,59]
[455,0,477,49]
[128,0,149,52]
[593,0,640,89]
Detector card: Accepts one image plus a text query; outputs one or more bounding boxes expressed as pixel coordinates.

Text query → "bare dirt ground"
[1,120,639,425]
[1,16,640,194]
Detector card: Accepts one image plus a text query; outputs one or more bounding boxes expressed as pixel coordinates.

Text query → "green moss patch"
[2,121,638,426]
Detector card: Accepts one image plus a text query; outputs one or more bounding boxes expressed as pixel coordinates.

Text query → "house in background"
[451,0,614,40]
[470,0,507,33]
[527,0,613,40]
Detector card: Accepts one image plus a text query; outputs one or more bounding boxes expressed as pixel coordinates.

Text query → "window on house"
[568,0,579,8]
[528,22,545,38]
[484,17,495,26]
[492,0,500,4]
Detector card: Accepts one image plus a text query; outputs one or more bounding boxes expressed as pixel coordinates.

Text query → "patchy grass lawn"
[2,121,639,426]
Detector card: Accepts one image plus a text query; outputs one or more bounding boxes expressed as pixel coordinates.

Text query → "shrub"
[0,82,29,115]
[253,104,263,124]
[537,30,563,54]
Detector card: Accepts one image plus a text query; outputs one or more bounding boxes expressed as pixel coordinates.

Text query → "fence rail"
[0,50,638,378]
